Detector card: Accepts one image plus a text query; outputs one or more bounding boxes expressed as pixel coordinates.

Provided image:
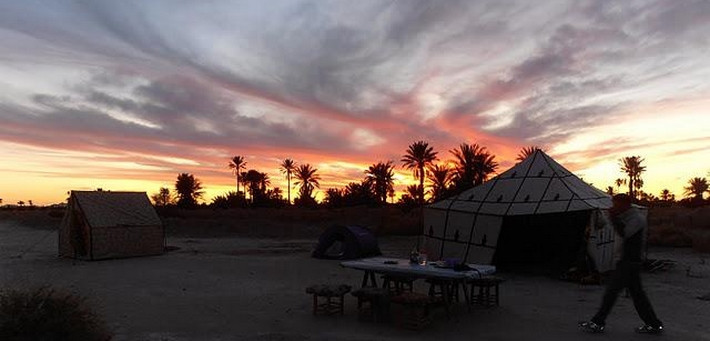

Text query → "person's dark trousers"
[591,261,662,327]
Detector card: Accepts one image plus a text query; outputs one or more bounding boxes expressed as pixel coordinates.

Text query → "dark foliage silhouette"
[228,156,247,194]
[279,158,297,205]
[401,141,437,203]
[365,161,395,204]
[175,173,203,208]
[619,156,645,200]
[450,143,498,191]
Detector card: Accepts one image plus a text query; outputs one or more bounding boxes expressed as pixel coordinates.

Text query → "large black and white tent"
[423,150,618,272]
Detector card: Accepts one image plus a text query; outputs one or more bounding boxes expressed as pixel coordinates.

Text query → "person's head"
[612,193,632,213]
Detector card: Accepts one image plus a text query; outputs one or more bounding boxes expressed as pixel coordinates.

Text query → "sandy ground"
[1,220,709,341]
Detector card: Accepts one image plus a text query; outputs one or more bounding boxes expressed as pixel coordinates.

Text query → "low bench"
[351,287,390,322]
[468,276,504,307]
[390,292,436,330]
[305,284,352,316]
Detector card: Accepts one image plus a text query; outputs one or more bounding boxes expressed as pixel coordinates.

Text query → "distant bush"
[648,223,692,247]
[0,287,111,341]
[691,230,710,253]
[211,191,248,209]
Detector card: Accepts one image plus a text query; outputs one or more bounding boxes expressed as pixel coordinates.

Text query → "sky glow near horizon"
[1,0,709,205]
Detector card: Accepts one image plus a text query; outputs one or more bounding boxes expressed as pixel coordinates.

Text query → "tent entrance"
[493,211,590,274]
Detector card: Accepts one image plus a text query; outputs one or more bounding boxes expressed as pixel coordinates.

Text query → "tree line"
[608,156,709,207]
[150,142,710,209]
[152,140,504,209]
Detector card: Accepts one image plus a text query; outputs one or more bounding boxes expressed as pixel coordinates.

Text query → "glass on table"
[419,252,428,265]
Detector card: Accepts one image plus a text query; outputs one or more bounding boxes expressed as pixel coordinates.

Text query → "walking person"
[579,194,663,334]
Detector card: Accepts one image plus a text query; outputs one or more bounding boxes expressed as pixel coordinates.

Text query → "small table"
[341,257,496,314]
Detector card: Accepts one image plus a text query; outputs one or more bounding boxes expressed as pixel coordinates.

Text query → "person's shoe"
[635,324,663,334]
[579,321,605,333]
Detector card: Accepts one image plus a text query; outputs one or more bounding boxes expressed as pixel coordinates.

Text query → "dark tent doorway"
[492,210,591,274]
[312,225,381,260]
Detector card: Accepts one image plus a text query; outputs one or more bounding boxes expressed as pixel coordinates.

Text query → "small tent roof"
[71,191,161,228]
[429,150,611,215]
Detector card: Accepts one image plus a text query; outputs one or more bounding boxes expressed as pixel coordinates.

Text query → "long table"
[341,257,496,314]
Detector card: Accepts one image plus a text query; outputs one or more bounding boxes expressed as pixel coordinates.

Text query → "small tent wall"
[58,202,91,258]
[59,191,164,260]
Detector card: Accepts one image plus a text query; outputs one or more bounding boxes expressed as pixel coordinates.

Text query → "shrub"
[0,287,111,341]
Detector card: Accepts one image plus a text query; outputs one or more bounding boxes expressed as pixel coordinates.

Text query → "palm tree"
[228,156,247,194]
[660,189,673,202]
[343,181,375,206]
[267,187,283,201]
[615,178,627,192]
[405,184,422,201]
[606,186,615,195]
[279,158,297,205]
[450,143,498,191]
[365,161,395,204]
[427,164,452,201]
[294,164,321,201]
[175,173,203,208]
[243,170,270,202]
[388,188,396,204]
[619,156,646,201]
[684,177,709,202]
[239,171,249,198]
[150,187,175,206]
[516,146,542,161]
[401,141,438,203]
[324,188,344,207]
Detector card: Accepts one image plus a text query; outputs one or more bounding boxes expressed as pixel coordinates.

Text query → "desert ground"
[1,209,709,341]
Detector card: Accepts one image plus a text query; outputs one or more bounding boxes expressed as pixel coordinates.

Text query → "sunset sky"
[1,0,709,205]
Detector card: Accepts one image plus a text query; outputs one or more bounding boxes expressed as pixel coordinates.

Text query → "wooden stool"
[390,292,435,330]
[305,284,352,315]
[468,276,503,307]
[426,279,460,302]
[351,287,390,322]
[382,274,415,295]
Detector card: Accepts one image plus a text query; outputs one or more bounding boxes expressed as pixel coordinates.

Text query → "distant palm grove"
[145,141,710,210]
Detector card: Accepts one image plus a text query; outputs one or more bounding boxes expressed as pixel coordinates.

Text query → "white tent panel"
[444,211,475,243]
[506,202,540,215]
[440,242,468,261]
[470,215,503,248]
[485,178,524,202]
[531,200,569,214]
[450,200,480,212]
[568,199,593,211]
[541,178,574,201]
[478,202,511,215]
[465,215,502,263]
[423,208,447,237]
[527,158,554,177]
[586,210,616,272]
[429,199,454,210]
[513,178,551,202]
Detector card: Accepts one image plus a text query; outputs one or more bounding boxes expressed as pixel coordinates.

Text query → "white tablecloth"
[341,257,496,280]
